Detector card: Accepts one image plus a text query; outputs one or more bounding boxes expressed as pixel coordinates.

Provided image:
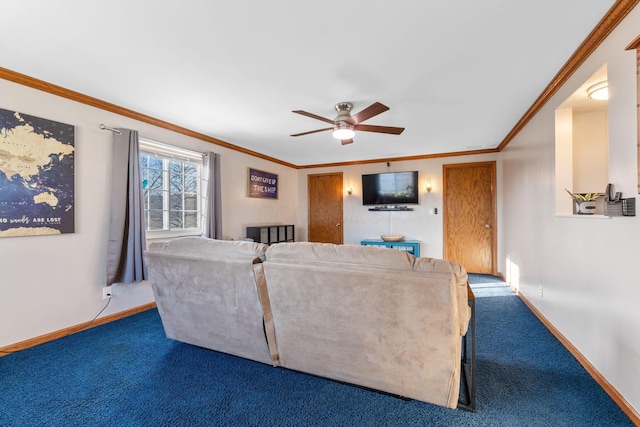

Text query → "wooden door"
[443,161,496,274]
[308,173,343,244]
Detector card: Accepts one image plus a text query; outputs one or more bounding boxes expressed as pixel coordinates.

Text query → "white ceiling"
[1,1,615,167]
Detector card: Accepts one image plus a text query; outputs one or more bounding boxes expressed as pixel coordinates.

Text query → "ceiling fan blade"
[354,124,405,135]
[341,138,353,145]
[348,102,389,125]
[292,110,335,125]
[290,127,333,137]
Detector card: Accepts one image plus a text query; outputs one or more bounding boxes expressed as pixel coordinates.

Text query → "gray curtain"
[106,128,148,285]
[204,152,222,239]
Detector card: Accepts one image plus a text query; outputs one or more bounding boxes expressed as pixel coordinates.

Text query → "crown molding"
[497,0,640,151]
[1,0,637,169]
[625,33,640,50]
[297,148,499,169]
[0,67,297,169]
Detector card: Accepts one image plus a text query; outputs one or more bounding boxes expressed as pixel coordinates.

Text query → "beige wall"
[0,79,297,347]
[573,109,609,193]
[296,153,498,259]
[499,3,640,414]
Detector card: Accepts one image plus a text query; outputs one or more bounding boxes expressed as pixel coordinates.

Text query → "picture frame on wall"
[0,107,75,238]
[247,168,278,199]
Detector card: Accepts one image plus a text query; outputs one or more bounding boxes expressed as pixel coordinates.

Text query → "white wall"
[0,79,297,348]
[297,153,498,259]
[499,3,640,414]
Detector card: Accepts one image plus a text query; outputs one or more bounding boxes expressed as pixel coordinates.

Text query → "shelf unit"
[246,225,294,245]
[360,239,420,257]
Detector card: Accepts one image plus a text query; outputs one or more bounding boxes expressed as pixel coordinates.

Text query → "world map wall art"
[0,108,75,238]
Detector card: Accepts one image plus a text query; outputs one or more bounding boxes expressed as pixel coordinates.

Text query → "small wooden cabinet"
[360,239,420,257]
[246,225,294,245]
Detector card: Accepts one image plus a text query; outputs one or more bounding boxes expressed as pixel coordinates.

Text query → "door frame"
[443,161,497,275]
[307,172,344,244]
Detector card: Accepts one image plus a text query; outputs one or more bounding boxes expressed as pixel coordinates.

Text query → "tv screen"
[361,171,419,205]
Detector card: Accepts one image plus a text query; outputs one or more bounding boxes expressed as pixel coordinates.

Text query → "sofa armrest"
[413,257,471,336]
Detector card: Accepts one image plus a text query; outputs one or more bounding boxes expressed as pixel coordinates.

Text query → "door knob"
[336,223,341,227]
[485,224,490,229]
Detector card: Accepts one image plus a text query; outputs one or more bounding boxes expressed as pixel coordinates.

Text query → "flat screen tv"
[361,171,419,206]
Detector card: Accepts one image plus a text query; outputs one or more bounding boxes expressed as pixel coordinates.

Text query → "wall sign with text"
[248,168,278,199]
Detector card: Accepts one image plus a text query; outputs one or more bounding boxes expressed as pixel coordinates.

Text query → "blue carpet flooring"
[0,275,633,426]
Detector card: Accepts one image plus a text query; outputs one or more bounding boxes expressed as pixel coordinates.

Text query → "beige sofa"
[144,238,278,365]
[145,238,471,409]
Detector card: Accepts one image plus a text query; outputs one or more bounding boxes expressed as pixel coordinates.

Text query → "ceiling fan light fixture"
[291,101,402,143]
[587,81,608,100]
[332,122,355,140]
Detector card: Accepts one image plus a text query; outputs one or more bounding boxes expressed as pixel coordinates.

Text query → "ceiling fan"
[290,102,404,145]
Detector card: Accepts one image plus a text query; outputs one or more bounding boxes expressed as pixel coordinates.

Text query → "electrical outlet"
[103,286,112,300]
[538,285,543,298]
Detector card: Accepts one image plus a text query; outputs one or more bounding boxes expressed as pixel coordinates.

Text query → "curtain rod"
[99,124,122,135]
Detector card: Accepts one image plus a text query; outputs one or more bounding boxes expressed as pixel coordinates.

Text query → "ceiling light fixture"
[332,121,355,140]
[587,81,608,100]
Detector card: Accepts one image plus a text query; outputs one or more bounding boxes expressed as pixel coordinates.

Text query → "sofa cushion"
[149,236,268,261]
[265,241,415,270]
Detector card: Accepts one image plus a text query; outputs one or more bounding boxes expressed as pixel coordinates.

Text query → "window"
[139,139,204,236]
